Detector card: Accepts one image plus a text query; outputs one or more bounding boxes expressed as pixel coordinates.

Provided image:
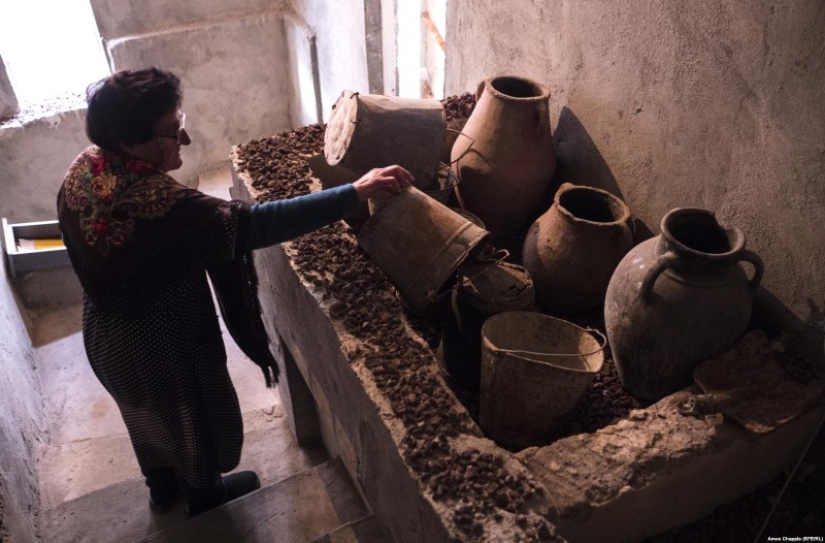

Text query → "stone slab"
[311,514,392,543]
[518,397,825,543]
[138,457,368,543]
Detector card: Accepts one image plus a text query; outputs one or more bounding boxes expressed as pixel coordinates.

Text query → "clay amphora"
[604,208,764,402]
[522,183,633,314]
[450,76,557,237]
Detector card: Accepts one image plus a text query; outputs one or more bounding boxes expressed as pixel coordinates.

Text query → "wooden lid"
[324,90,359,166]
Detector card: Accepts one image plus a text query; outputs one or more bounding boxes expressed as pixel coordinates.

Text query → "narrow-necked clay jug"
[522,183,633,314]
[604,208,764,402]
[450,76,557,237]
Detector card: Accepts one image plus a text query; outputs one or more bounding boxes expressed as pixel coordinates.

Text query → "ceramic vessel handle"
[738,249,764,290]
[640,252,679,302]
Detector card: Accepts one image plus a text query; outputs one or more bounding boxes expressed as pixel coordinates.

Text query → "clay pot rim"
[660,207,746,258]
[485,76,551,102]
[554,183,632,226]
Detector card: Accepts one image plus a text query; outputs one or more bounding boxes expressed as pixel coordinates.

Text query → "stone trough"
[228,118,824,543]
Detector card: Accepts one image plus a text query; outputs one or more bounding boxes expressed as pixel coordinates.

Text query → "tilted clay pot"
[450,76,557,237]
[522,183,633,314]
[604,208,764,402]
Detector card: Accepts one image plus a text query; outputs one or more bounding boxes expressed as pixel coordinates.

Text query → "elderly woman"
[57,67,412,517]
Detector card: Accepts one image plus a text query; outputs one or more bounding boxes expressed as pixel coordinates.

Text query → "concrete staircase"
[32,301,389,543]
[137,457,383,543]
[38,453,387,543]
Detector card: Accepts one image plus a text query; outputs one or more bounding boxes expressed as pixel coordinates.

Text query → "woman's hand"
[352,165,414,202]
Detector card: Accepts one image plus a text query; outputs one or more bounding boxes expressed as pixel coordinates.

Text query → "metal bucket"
[357,186,490,317]
[324,90,446,188]
[479,311,605,449]
[438,261,535,391]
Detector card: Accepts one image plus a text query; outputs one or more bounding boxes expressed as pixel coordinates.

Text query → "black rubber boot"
[185,471,261,517]
[143,467,181,514]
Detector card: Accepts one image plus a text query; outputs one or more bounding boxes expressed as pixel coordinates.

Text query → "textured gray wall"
[0,267,45,543]
[292,0,369,121]
[106,10,293,186]
[88,0,288,40]
[447,0,825,355]
[0,56,19,119]
[0,1,296,223]
[0,109,89,224]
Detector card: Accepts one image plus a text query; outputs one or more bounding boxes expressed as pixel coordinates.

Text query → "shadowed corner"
[551,106,656,246]
[750,290,825,369]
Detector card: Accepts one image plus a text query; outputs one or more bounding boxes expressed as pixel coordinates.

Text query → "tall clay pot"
[522,183,633,314]
[450,76,557,237]
[604,208,764,402]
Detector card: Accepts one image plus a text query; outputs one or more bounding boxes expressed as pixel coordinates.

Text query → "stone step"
[39,456,365,543]
[38,406,328,511]
[138,456,372,543]
[310,515,392,543]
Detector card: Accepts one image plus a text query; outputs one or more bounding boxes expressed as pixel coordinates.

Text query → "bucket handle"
[738,249,764,290]
[454,248,511,290]
[428,249,512,303]
[640,252,679,302]
[495,327,608,358]
[446,128,476,166]
[435,162,460,190]
[447,129,475,210]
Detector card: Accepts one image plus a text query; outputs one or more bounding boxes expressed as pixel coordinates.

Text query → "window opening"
[0,0,110,114]
[395,0,445,99]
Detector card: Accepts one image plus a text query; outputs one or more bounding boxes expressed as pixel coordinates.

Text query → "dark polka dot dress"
[81,203,245,491]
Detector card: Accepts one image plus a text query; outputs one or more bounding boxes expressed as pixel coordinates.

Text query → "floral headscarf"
[61,146,186,256]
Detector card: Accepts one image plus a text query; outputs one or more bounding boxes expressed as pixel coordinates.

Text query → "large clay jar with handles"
[522,183,633,314]
[604,208,764,402]
[450,76,557,237]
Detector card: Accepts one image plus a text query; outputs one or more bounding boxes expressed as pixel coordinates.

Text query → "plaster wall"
[292,0,370,121]
[89,0,288,41]
[446,0,825,354]
[1,1,294,220]
[0,57,19,119]
[0,267,45,543]
[106,11,293,187]
[0,109,89,224]
[284,13,324,128]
